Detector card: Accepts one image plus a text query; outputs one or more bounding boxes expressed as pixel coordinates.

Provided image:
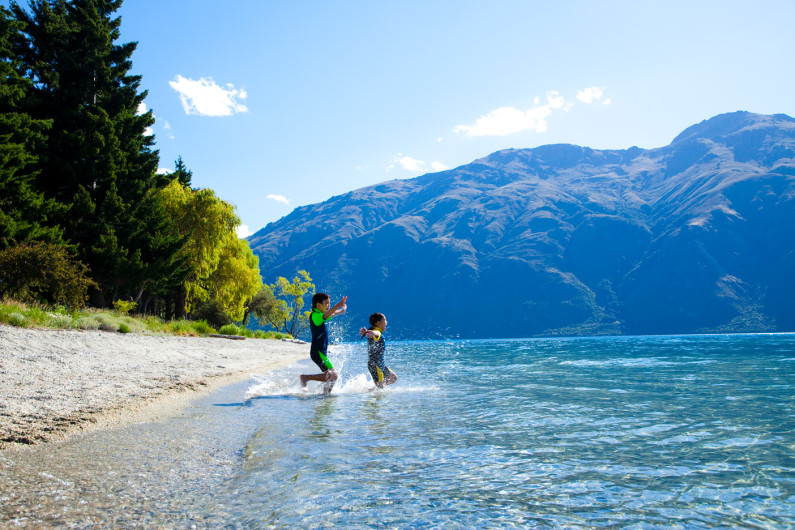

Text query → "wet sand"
[0,325,307,450]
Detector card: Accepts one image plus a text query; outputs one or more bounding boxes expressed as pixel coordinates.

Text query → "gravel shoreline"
[0,325,307,450]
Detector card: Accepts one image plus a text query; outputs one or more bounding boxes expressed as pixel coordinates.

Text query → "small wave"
[560,358,678,368]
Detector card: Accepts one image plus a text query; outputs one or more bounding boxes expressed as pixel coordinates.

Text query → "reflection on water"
[1,334,794,528]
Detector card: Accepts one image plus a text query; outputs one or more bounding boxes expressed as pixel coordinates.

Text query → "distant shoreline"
[0,325,306,451]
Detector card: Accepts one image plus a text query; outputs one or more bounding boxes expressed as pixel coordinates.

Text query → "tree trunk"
[175,286,187,319]
[165,290,174,320]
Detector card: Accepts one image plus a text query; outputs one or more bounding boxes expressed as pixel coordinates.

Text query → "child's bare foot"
[299,374,308,389]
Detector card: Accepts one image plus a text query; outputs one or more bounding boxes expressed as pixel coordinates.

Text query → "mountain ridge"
[249,111,795,339]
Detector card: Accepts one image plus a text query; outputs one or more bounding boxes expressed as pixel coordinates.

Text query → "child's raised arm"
[323,296,347,319]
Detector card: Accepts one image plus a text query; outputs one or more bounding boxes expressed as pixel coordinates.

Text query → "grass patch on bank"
[0,299,290,339]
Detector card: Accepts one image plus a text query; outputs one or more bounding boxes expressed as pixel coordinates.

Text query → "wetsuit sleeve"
[311,311,325,327]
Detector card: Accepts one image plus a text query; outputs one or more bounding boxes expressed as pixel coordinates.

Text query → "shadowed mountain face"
[249,112,795,339]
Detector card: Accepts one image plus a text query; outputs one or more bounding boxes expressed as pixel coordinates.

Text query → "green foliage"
[216,323,291,339]
[113,299,137,314]
[0,6,61,248]
[218,323,247,337]
[0,241,97,307]
[164,319,217,337]
[190,299,232,329]
[7,0,180,307]
[0,2,259,322]
[251,270,314,337]
[159,179,260,318]
[207,236,262,321]
[189,320,216,335]
[0,299,294,341]
[253,330,292,339]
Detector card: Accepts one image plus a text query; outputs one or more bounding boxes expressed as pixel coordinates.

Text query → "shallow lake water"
[2,334,794,528]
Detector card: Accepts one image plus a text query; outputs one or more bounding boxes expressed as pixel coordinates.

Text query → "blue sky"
[16,1,795,236]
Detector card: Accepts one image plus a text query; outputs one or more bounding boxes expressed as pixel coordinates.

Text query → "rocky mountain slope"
[249,111,795,339]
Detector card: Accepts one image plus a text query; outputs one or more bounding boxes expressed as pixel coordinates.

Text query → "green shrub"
[166,319,194,335]
[49,314,73,328]
[0,241,97,308]
[8,312,25,327]
[118,323,131,333]
[113,299,137,314]
[253,330,292,340]
[190,300,232,329]
[190,320,216,335]
[218,323,242,336]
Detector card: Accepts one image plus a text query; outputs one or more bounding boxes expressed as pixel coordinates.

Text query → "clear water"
[1,334,794,528]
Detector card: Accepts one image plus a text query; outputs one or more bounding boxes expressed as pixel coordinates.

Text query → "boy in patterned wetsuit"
[299,292,347,393]
[359,312,398,389]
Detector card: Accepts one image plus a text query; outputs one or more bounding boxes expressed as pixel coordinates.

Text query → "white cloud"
[236,224,254,238]
[454,91,567,137]
[136,102,155,136]
[156,167,171,175]
[398,154,425,172]
[576,86,607,104]
[387,153,447,173]
[169,75,248,117]
[267,194,290,206]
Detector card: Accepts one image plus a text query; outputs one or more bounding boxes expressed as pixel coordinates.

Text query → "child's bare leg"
[300,372,328,389]
[323,370,338,394]
[384,371,397,387]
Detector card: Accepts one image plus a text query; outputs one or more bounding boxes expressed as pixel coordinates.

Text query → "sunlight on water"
[1,334,794,527]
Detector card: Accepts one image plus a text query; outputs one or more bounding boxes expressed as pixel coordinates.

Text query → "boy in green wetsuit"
[300,293,347,393]
[359,312,397,389]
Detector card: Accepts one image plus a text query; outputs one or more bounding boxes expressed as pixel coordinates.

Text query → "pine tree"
[10,0,179,306]
[0,6,62,247]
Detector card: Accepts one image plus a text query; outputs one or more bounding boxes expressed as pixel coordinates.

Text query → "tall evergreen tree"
[0,6,62,247]
[9,0,180,306]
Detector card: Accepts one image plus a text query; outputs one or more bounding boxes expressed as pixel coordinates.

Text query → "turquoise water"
[2,334,794,528]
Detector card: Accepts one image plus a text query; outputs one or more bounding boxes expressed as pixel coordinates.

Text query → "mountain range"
[248,111,795,339]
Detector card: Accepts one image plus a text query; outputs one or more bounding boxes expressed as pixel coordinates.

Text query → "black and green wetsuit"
[309,307,334,372]
[366,327,394,384]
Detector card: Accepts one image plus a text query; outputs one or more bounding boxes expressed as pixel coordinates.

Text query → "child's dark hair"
[369,312,385,326]
[312,293,330,306]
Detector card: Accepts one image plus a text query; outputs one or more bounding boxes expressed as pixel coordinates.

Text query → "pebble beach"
[0,325,306,450]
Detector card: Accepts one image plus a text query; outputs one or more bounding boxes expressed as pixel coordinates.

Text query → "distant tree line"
[0,0,274,325]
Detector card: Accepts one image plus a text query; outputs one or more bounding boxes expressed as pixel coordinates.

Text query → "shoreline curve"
[0,325,306,451]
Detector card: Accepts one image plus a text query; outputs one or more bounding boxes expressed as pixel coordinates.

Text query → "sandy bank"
[0,325,307,450]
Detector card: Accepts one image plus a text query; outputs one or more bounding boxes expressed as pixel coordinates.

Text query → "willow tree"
[159,179,260,320]
[206,234,262,321]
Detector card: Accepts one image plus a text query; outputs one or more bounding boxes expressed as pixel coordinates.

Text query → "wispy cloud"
[169,75,248,117]
[387,153,447,173]
[577,86,610,105]
[454,91,567,137]
[267,194,290,206]
[236,224,254,238]
[454,87,609,137]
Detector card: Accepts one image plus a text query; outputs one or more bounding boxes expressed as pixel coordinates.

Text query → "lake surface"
[1,334,794,528]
